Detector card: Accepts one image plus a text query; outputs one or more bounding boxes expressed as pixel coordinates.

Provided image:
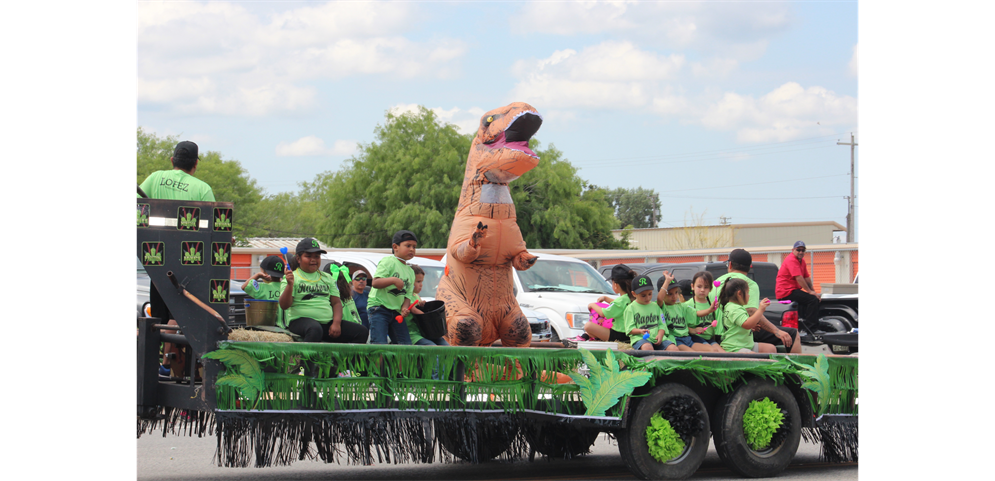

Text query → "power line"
[659,195,840,200]
[660,173,847,193]
[572,131,855,164]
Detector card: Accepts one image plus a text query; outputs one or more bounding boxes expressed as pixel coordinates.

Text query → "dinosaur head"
[470,102,543,184]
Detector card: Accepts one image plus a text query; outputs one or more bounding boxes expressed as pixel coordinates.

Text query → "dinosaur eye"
[486,116,494,123]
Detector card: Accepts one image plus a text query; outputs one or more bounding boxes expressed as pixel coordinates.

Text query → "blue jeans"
[633,339,674,350]
[368,305,412,345]
[415,337,450,346]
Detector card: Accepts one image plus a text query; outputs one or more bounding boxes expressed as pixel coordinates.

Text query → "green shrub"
[742,397,784,450]
[646,412,685,462]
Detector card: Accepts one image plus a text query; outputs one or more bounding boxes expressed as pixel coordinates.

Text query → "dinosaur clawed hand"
[513,251,539,271]
[471,221,488,247]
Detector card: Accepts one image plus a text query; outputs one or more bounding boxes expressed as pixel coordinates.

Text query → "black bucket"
[414,300,447,339]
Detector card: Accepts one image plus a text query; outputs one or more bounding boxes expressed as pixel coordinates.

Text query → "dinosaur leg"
[498,309,532,348]
[446,306,486,346]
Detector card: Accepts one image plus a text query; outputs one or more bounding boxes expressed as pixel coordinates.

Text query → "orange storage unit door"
[851,250,858,280]
[811,252,836,293]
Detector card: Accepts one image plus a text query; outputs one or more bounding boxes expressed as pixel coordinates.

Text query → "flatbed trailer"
[137,198,857,480]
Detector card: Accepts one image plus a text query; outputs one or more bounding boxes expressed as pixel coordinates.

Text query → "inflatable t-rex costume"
[436,102,543,347]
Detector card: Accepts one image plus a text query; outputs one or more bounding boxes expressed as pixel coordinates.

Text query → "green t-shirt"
[622,301,666,345]
[140,170,216,201]
[720,303,755,352]
[662,302,696,338]
[713,272,760,337]
[405,294,423,344]
[341,297,362,325]
[243,279,287,328]
[367,256,415,312]
[601,295,632,333]
[685,298,717,341]
[279,269,340,324]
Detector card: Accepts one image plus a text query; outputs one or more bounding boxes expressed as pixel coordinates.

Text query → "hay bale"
[227,328,293,343]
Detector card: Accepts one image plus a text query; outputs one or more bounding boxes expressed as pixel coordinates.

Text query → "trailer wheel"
[713,379,801,478]
[525,424,599,459]
[618,383,710,480]
[436,418,517,463]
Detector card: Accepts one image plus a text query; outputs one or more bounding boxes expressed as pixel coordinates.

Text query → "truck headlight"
[565,312,590,328]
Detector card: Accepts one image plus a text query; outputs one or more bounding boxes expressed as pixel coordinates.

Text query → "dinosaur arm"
[451,221,488,263]
[511,250,538,271]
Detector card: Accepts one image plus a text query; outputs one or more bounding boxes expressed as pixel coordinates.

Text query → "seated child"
[685,271,724,352]
[622,274,677,351]
[718,278,777,354]
[322,262,365,334]
[279,238,369,344]
[241,255,288,328]
[368,230,418,345]
[405,265,450,346]
[656,272,717,353]
[584,264,636,342]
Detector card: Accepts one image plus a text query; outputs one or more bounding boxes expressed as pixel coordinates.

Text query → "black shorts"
[753,327,798,346]
[607,329,628,342]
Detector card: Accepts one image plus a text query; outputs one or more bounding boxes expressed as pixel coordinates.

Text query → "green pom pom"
[742,397,784,450]
[646,412,685,462]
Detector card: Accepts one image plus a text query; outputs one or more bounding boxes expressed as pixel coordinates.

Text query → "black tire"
[618,383,710,480]
[818,315,850,333]
[713,379,802,478]
[525,424,599,459]
[550,328,561,343]
[435,418,517,463]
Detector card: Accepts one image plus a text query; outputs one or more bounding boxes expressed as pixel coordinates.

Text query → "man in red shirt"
[776,241,821,324]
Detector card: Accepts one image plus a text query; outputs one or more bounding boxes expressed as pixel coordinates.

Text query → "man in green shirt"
[714,249,799,353]
[141,140,215,378]
[139,141,216,201]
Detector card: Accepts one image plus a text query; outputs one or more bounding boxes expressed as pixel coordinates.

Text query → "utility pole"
[837,133,857,243]
[719,216,731,225]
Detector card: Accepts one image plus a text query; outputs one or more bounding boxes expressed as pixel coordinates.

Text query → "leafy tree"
[249,189,324,238]
[309,107,469,248]
[604,186,662,229]
[137,127,265,244]
[308,106,628,249]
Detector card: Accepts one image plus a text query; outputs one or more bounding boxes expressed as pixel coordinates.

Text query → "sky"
[137,0,859,239]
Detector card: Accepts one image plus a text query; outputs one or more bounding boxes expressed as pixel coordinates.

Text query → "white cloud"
[512,1,791,59]
[698,82,858,142]
[509,41,685,110]
[275,136,356,157]
[137,1,467,116]
[848,43,858,77]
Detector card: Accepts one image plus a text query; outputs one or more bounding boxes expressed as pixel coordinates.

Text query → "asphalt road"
[138,430,856,480]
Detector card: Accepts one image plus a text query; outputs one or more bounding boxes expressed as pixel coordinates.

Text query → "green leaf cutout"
[202,349,266,409]
[569,348,652,417]
[787,354,832,415]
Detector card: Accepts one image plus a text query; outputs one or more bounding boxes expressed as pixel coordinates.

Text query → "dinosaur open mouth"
[485,111,542,159]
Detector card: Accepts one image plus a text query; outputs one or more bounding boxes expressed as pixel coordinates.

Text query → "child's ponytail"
[719,278,748,308]
[618,269,637,300]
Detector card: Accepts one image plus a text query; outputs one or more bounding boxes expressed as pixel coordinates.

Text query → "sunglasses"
[353,275,368,281]
[795,248,806,252]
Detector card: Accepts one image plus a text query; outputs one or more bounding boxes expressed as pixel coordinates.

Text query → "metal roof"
[241,237,329,250]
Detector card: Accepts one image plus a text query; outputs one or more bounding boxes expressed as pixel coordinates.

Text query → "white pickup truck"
[441,252,614,342]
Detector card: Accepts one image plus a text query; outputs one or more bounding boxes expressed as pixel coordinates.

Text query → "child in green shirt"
[623,275,677,351]
[368,230,418,345]
[406,266,450,346]
[685,271,724,352]
[717,278,777,354]
[657,273,721,353]
[583,264,635,342]
[279,238,368,344]
[240,255,287,328]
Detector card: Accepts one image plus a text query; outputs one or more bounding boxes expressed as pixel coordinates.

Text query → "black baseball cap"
[793,241,806,250]
[173,141,199,162]
[728,248,752,268]
[296,237,327,255]
[610,264,632,281]
[392,230,419,245]
[633,275,654,294]
[656,276,680,292]
[259,255,285,278]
